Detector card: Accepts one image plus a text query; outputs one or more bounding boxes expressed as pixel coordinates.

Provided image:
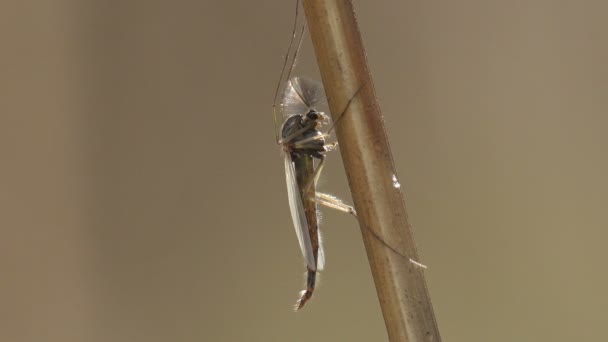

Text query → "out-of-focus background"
[2,1,608,341]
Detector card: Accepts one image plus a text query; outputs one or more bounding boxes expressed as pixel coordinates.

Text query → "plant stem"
[301,1,442,341]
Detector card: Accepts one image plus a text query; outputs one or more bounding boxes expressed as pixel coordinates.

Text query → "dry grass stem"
[301,1,442,341]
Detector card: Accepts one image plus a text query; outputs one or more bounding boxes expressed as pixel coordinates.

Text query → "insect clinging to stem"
[272,1,358,311]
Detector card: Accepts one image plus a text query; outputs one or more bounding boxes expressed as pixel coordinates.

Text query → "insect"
[277,80,358,310]
[273,2,427,312]
[272,1,357,310]
[276,77,356,310]
[272,0,429,312]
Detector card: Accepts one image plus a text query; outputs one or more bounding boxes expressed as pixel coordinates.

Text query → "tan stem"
[301,1,442,341]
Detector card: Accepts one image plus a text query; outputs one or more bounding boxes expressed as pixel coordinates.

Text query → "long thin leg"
[293,133,330,148]
[300,153,357,217]
[313,192,357,216]
[299,152,423,269]
[272,0,306,144]
[302,154,326,195]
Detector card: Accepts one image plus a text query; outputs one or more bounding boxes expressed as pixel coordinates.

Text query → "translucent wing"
[281,77,327,118]
[317,233,325,271]
[284,153,317,271]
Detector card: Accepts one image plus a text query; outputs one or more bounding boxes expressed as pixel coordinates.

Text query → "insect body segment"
[281,110,330,160]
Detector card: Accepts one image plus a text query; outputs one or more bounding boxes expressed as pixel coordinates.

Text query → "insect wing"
[281,77,328,118]
[284,154,317,271]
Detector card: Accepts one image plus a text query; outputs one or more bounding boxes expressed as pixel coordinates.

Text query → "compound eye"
[306,111,320,120]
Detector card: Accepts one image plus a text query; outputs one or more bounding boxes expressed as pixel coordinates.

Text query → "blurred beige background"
[2,1,608,341]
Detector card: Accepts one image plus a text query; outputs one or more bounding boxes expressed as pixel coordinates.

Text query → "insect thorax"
[281,111,327,160]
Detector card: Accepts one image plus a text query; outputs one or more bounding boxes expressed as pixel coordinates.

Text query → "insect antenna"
[272,0,307,144]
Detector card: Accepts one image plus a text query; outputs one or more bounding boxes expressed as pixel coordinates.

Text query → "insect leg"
[300,153,357,217]
[272,0,306,144]
[293,133,330,148]
[301,153,326,194]
[313,192,357,216]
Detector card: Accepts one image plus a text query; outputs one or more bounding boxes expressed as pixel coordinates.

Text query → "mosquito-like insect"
[272,1,357,311]
[272,0,427,311]
[276,77,356,310]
